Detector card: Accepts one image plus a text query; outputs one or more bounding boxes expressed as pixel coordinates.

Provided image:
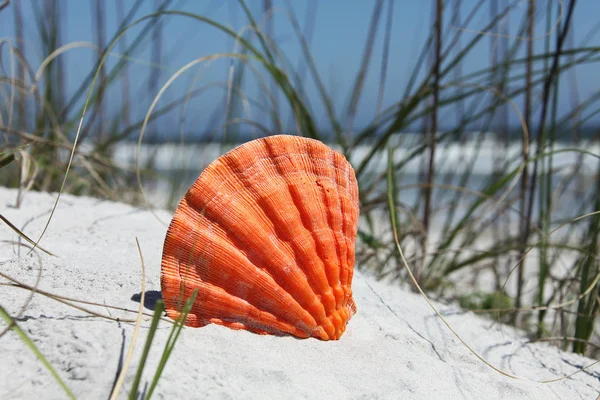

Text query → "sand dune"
[0,187,597,399]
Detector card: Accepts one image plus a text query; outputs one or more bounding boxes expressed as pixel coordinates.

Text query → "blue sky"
[2,1,599,140]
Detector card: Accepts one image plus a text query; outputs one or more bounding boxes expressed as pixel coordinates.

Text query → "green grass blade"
[387,146,399,238]
[0,153,15,169]
[128,300,166,400]
[146,289,198,399]
[0,305,75,399]
[573,173,600,354]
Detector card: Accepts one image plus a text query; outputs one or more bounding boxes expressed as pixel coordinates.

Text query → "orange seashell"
[160,134,359,340]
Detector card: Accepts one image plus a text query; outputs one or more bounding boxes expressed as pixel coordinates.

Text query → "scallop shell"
[160,134,359,340]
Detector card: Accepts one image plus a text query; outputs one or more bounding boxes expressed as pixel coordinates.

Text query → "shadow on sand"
[130,290,162,311]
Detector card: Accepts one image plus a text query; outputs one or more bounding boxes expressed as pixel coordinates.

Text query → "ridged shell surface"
[161,134,359,340]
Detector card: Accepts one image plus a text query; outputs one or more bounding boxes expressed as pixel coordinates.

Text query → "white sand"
[0,187,598,399]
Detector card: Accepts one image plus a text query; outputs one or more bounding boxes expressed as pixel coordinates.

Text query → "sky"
[1,1,599,140]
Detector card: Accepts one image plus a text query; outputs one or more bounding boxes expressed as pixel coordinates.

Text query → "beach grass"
[1,0,600,394]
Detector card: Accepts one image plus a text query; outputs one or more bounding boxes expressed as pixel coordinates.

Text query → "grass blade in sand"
[146,289,198,399]
[0,305,75,399]
[128,300,165,400]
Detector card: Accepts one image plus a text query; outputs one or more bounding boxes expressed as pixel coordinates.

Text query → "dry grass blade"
[386,146,519,380]
[538,360,599,384]
[0,276,166,323]
[0,214,56,256]
[109,237,147,399]
[136,52,251,224]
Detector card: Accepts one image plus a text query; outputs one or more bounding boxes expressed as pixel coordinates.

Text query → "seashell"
[160,134,359,340]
